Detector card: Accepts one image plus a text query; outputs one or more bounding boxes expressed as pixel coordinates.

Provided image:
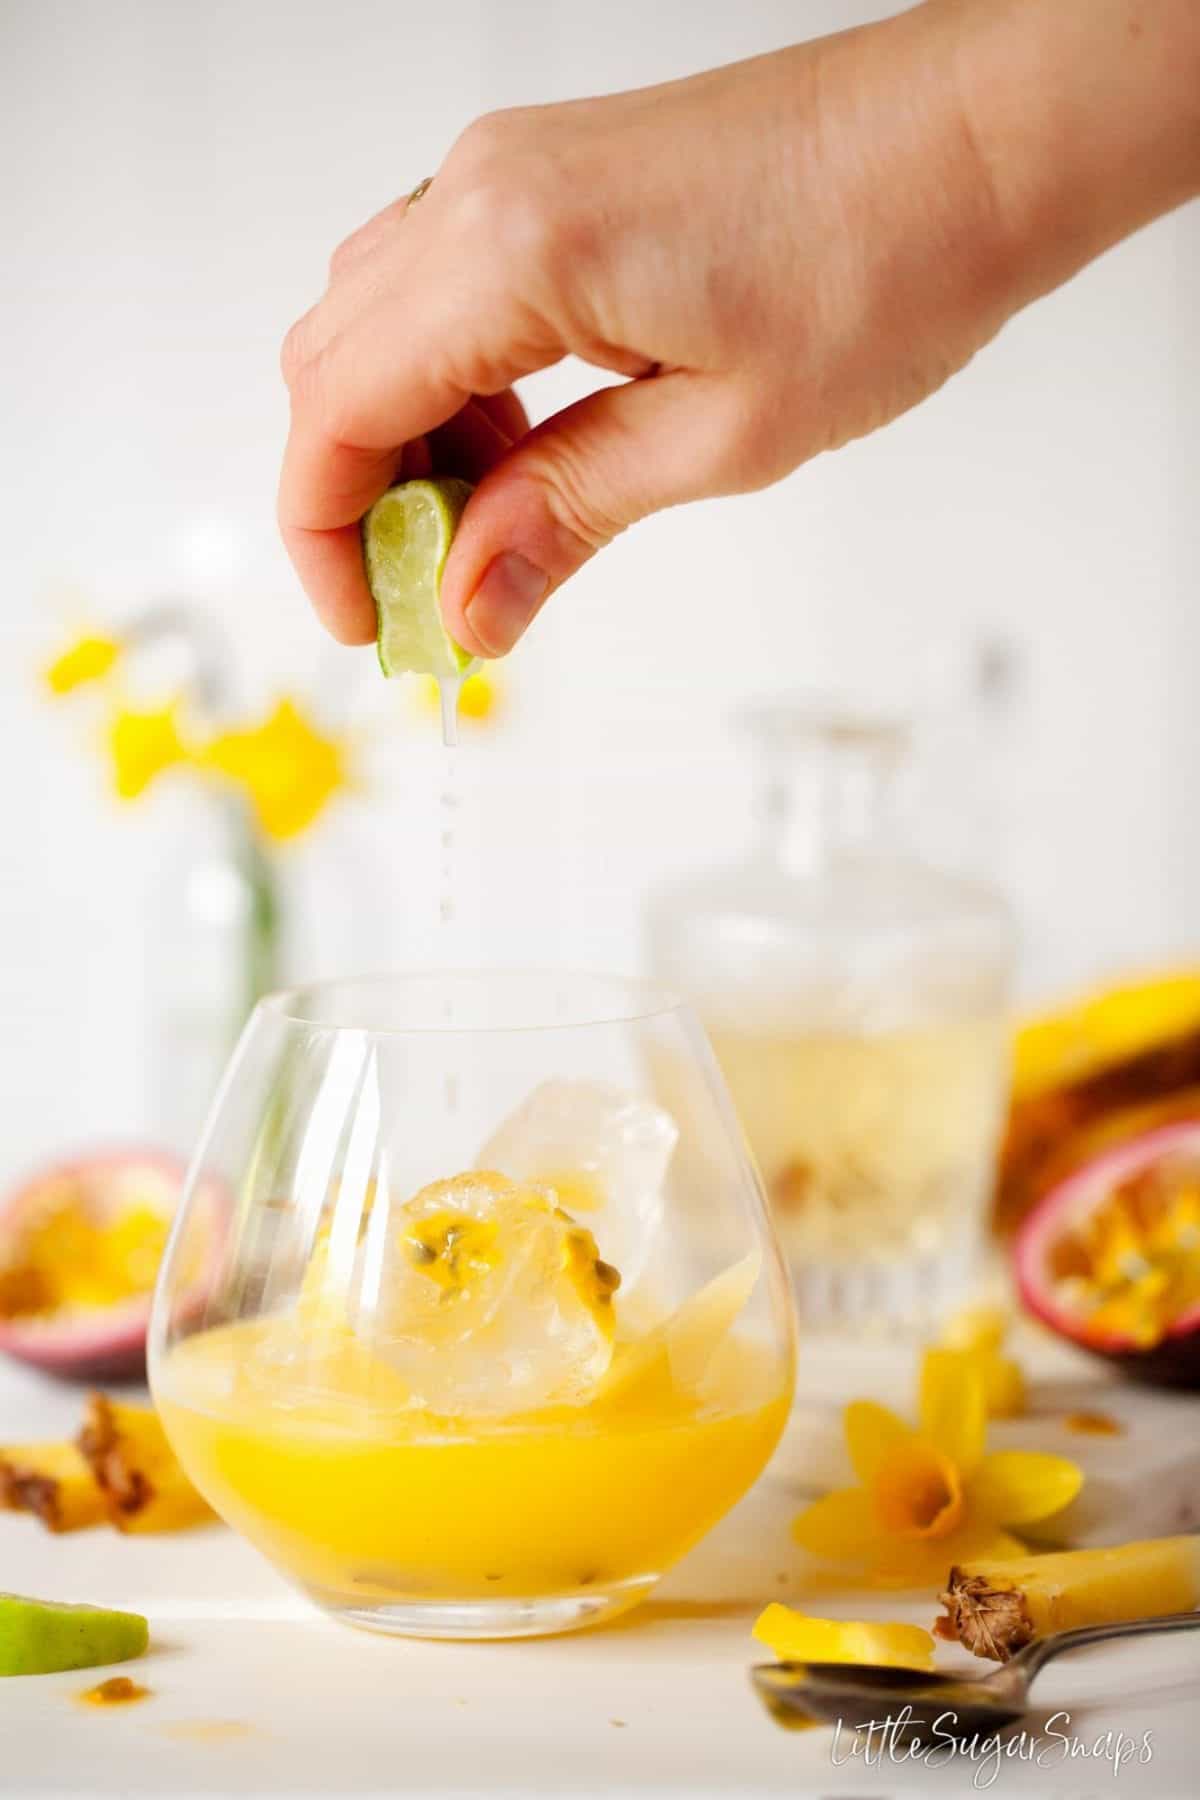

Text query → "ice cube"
[478,1082,678,1288]
[363,1171,619,1415]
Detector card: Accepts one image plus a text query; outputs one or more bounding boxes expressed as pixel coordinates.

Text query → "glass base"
[306,1576,657,1641]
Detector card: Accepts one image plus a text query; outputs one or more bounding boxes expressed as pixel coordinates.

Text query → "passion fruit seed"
[0,1152,203,1383]
[79,1675,151,1706]
[1051,1158,1200,1343]
[402,1213,501,1294]
[377,1172,621,1412]
[1063,1410,1124,1436]
[1017,1122,1200,1385]
[560,1223,621,1326]
[402,1195,620,1325]
[0,1192,169,1319]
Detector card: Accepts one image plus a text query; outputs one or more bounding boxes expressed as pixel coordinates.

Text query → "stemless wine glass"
[148,971,795,1640]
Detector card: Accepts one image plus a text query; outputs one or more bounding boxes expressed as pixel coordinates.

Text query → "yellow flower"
[938,1303,1026,1418]
[45,633,122,694]
[940,1303,1008,1355]
[792,1350,1082,1587]
[108,701,187,799]
[202,698,348,841]
[753,1603,935,1671]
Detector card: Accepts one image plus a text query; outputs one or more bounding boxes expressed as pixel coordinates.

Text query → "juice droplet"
[437,674,462,749]
[1063,1409,1124,1436]
[162,1720,255,1742]
[438,736,458,929]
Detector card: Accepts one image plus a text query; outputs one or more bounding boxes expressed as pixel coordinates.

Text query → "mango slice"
[754,1602,935,1671]
[0,1593,147,1676]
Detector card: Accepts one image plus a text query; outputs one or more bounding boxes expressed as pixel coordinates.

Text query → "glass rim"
[256,968,689,1037]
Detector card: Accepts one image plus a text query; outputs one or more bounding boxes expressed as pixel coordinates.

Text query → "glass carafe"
[645,701,1014,1330]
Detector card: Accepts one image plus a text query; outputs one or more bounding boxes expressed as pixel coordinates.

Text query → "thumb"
[440,370,743,658]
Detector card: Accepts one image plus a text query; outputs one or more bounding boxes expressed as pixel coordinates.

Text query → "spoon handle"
[1017,1610,1200,1679]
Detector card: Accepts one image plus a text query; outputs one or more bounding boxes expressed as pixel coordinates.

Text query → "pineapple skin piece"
[78,1394,212,1533]
[939,1535,1200,1660]
[0,1441,107,1532]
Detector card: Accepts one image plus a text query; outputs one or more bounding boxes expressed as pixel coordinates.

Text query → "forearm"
[944,0,1200,311]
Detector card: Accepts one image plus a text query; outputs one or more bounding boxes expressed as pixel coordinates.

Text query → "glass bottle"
[148,788,280,1156]
[645,700,1014,1331]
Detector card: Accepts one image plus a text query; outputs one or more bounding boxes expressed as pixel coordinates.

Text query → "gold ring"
[406,176,434,210]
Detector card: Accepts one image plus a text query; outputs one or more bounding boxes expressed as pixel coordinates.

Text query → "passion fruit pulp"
[1015,1121,1200,1388]
[0,1151,188,1381]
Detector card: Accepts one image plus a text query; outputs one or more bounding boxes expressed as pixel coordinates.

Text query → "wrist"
[940,0,1200,311]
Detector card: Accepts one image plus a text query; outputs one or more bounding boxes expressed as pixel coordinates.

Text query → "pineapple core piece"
[938,1535,1200,1660]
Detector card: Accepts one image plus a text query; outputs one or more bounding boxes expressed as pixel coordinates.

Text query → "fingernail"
[464,553,549,656]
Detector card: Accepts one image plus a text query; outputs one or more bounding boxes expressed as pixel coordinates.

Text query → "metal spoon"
[752,1611,1200,1740]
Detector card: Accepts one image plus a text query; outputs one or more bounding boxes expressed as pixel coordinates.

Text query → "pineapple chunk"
[596,1250,760,1407]
[938,1535,1200,1661]
[77,1394,211,1533]
[0,1441,106,1533]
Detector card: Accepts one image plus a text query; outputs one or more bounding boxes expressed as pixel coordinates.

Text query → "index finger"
[278,282,475,643]
[278,279,553,643]
[279,437,439,645]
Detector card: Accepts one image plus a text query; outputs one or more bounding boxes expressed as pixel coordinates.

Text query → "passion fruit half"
[0,1151,195,1382]
[1015,1120,1200,1388]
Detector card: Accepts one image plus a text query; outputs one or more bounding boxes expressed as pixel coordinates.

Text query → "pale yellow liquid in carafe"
[703,1017,1006,1263]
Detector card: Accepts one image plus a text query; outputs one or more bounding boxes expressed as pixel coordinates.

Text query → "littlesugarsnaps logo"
[830,1710,1154,1789]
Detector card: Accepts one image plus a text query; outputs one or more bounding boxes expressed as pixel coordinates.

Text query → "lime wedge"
[363,478,475,679]
[0,1593,148,1676]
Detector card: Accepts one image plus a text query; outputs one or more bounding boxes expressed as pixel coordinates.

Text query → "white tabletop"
[1,1335,1197,1800]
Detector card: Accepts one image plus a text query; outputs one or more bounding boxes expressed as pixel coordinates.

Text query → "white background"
[2,0,1198,1180]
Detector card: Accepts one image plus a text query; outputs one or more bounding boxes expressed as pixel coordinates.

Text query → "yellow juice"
[156,1321,789,1613]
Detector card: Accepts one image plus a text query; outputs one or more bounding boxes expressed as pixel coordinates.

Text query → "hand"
[278,0,1200,657]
